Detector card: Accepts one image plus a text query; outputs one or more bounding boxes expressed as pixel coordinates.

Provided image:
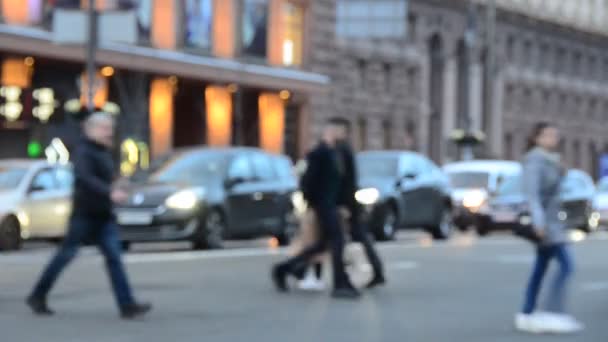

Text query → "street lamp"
[452,1,484,161]
[86,0,98,114]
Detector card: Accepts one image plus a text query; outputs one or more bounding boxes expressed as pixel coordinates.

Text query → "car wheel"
[193,209,225,250]
[0,216,22,251]
[456,224,469,232]
[276,210,298,246]
[375,207,397,241]
[429,209,453,240]
[578,224,591,233]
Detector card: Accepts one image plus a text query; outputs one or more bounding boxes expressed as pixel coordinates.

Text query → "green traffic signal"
[28,141,42,158]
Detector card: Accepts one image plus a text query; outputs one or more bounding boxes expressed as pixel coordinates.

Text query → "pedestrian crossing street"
[1,230,607,266]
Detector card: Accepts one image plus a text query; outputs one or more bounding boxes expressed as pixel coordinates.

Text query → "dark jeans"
[522,244,574,314]
[349,214,384,279]
[31,215,135,309]
[279,205,351,289]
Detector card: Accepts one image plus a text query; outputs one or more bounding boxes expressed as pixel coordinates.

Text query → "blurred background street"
[2,232,608,341]
[2,0,608,340]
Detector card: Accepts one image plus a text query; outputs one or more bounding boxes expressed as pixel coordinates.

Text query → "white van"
[443,160,522,233]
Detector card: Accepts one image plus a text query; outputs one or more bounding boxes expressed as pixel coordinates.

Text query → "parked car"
[477,169,598,235]
[560,169,596,232]
[593,177,608,226]
[117,147,298,250]
[355,151,453,241]
[0,160,73,250]
[443,160,521,235]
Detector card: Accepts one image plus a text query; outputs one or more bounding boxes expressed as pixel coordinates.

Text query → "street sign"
[52,9,137,45]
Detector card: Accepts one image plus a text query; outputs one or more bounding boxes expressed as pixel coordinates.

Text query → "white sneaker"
[536,312,584,334]
[296,272,326,291]
[515,313,544,334]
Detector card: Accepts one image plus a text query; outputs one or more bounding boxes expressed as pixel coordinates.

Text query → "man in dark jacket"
[27,112,151,319]
[333,118,386,288]
[272,119,359,299]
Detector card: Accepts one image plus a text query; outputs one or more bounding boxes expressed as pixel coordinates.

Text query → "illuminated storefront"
[0,0,330,164]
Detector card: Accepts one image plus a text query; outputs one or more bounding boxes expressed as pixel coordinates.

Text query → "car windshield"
[561,174,588,195]
[496,175,522,196]
[448,172,490,189]
[0,166,27,190]
[148,152,226,185]
[357,156,399,178]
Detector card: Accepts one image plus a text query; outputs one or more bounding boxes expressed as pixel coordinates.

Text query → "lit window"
[281,2,304,66]
[135,0,153,43]
[2,0,44,26]
[184,0,213,49]
[242,0,269,58]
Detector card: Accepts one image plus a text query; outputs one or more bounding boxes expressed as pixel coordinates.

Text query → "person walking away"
[333,118,385,288]
[515,122,583,334]
[272,118,359,299]
[27,112,152,319]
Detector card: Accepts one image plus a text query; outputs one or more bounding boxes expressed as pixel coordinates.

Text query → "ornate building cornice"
[473,0,608,36]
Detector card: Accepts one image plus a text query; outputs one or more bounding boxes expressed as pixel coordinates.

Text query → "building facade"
[1,0,608,178]
[0,0,334,173]
[331,0,608,178]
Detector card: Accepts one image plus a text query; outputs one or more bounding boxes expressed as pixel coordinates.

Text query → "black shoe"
[272,265,289,292]
[26,296,54,316]
[366,275,386,289]
[331,287,361,300]
[120,302,152,320]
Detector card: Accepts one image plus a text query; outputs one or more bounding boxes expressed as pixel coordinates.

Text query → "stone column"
[442,55,458,162]
[488,65,505,158]
[418,53,431,156]
[469,60,483,131]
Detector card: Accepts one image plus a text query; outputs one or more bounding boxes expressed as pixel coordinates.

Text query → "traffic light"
[27,141,42,158]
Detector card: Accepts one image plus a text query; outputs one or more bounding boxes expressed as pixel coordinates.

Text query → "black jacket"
[72,138,115,218]
[335,143,359,212]
[301,142,341,208]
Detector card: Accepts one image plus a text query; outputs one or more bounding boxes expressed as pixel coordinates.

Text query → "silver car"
[0,160,73,250]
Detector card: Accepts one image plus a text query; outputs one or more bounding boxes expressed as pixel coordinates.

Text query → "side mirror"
[29,185,46,194]
[224,177,245,189]
[396,173,416,187]
[403,173,417,180]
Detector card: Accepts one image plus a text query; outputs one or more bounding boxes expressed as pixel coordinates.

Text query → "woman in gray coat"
[515,122,583,334]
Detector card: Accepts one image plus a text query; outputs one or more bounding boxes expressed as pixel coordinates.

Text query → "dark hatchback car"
[355,151,453,241]
[478,169,598,234]
[116,147,298,249]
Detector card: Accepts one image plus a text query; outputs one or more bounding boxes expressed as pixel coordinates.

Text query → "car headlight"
[165,189,201,210]
[355,188,380,205]
[462,190,487,211]
[291,191,306,214]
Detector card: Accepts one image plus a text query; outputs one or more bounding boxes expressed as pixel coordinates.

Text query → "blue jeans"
[522,244,574,314]
[31,215,135,309]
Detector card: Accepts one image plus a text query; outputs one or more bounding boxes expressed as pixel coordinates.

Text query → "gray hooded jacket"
[522,147,566,245]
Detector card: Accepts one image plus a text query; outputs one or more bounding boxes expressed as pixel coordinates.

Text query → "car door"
[399,155,442,227]
[250,152,282,231]
[225,154,259,234]
[51,166,74,237]
[21,167,66,238]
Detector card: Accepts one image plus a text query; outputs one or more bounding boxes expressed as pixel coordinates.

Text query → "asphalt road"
[2,232,608,342]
